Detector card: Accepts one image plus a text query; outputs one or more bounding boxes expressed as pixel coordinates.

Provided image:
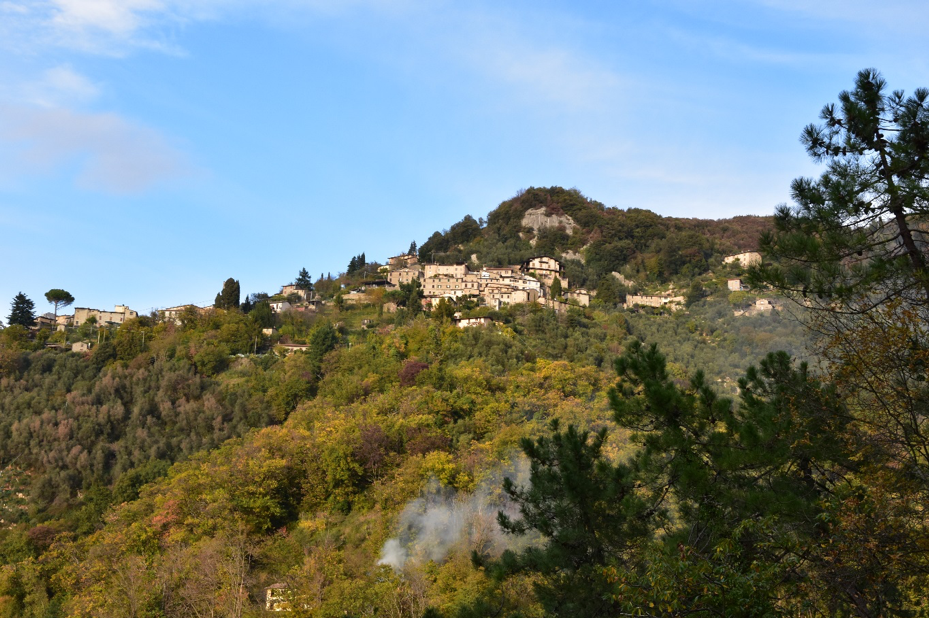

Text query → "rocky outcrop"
[612,272,634,286]
[521,207,577,236]
[561,250,584,263]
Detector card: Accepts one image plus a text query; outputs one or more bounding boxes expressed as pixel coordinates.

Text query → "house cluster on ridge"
[386,253,573,309]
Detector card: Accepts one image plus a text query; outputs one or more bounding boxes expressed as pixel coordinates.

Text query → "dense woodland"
[0,290,812,617]
[3,67,929,616]
[0,210,816,617]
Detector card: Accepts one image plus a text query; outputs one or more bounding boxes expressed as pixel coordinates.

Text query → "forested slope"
[0,296,811,617]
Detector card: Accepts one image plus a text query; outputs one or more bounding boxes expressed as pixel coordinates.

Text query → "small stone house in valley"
[265,583,291,611]
[728,279,749,292]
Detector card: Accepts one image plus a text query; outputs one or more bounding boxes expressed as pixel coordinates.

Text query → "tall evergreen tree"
[752,68,929,309]
[471,421,650,618]
[295,268,313,291]
[214,278,240,310]
[455,342,892,617]
[408,240,417,255]
[8,292,36,327]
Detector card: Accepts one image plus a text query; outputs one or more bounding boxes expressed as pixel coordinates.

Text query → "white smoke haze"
[378,456,540,571]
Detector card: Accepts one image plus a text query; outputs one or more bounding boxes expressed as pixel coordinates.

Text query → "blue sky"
[2,0,928,317]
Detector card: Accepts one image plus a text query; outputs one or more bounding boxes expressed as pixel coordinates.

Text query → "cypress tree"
[550,276,563,300]
[214,278,240,310]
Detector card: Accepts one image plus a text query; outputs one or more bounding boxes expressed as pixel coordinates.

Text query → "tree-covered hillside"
[0,290,811,616]
[6,66,929,618]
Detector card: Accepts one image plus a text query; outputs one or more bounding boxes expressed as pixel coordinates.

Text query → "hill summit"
[415,186,771,289]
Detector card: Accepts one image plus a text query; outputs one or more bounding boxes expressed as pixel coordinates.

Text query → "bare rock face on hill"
[521,207,578,237]
[561,249,584,263]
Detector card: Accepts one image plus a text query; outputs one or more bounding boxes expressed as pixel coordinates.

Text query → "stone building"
[521,256,568,290]
[73,305,138,327]
[35,314,56,329]
[424,263,470,279]
[265,583,291,611]
[566,289,591,307]
[280,284,313,301]
[483,284,539,309]
[269,300,293,313]
[388,253,419,269]
[624,294,685,310]
[723,251,762,267]
[455,316,495,328]
[727,279,749,292]
[159,305,207,324]
[481,266,519,279]
[387,265,423,287]
[423,272,482,299]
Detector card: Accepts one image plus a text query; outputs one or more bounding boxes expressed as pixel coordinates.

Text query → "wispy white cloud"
[0,105,191,193]
[2,0,185,55]
[753,0,929,31]
[374,4,625,113]
[49,0,163,36]
[659,25,851,68]
[0,0,418,55]
[460,35,620,111]
[3,0,622,110]
[16,65,101,107]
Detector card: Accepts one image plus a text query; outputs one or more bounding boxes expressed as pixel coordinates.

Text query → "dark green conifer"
[214,278,240,310]
[295,268,313,291]
[8,292,36,327]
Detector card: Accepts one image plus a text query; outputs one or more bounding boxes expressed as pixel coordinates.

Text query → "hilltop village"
[35,249,768,340]
[6,187,781,354]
